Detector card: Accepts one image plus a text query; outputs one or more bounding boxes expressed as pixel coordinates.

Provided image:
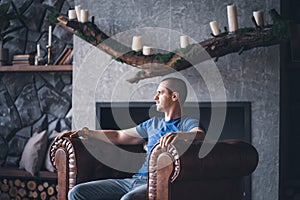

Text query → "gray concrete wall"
[73,0,280,199]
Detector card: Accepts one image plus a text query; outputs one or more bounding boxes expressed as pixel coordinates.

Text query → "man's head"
[154,78,188,112]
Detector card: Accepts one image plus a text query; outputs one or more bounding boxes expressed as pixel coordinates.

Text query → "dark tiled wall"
[0,72,72,166]
[3,0,74,64]
[0,0,74,167]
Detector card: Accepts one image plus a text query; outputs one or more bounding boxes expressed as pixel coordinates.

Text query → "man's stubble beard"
[156,104,164,112]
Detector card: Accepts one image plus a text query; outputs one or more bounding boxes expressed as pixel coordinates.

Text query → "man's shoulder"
[180,117,200,128]
[181,116,199,122]
[148,116,164,123]
[139,116,163,126]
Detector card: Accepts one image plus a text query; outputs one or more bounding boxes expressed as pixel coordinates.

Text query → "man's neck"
[164,109,182,121]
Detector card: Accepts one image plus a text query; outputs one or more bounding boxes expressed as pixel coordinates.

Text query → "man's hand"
[158,131,205,148]
[55,130,79,141]
[158,132,178,148]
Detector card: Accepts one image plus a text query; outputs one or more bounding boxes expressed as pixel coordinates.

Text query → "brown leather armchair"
[148,139,258,200]
[50,132,258,200]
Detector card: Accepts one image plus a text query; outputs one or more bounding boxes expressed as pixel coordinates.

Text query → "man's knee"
[120,189,147,200]
[120,193,142,200]
[68,184,84,200]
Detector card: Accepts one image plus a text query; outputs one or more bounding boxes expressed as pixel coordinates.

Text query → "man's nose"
[153,93,158,100]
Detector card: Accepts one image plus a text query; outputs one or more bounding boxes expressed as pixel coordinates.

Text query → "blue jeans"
[68,176,148,200]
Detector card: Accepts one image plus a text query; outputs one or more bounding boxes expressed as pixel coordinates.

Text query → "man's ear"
[172,92,179,101]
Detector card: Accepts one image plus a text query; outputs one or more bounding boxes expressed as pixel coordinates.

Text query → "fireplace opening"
[96,101,251,141]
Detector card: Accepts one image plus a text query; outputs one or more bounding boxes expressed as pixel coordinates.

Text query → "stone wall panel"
[15,126,32,138]
[0,90,22,139]
[0,136,8,165]
[38,85,70,118]
[15,84,42,126]
[32,114,48,134]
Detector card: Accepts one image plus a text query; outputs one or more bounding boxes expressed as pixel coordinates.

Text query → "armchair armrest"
[148,139,259,200]
[50,131,145,200]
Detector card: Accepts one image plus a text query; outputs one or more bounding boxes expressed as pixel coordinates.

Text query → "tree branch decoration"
[51,9,290,83]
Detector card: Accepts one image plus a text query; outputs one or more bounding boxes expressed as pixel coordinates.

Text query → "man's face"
[153,81,173,112]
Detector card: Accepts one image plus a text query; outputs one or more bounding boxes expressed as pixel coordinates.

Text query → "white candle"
[68,9,77,20]
[143,46,153,55]
[48,26,52,46]
[253,10,264,26]
[132,36,142,51]
[180,35,189,48]
[227,4,238,32]
[75,5,81,22]
[37,44,41,57]
[81,9,89,23]
[209,21,221,36]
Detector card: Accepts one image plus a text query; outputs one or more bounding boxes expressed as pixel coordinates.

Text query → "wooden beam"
[52,9,290,83]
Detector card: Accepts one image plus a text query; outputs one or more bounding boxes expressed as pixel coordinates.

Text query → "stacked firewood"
[0,178,57,200]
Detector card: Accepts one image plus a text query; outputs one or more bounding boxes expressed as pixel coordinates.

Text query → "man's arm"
[88,128,145,145]
[158,127,205,148]
[189,127,206,140]
[56,127,145,145]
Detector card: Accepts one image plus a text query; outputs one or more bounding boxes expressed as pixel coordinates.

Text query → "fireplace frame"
[96,101,252,199]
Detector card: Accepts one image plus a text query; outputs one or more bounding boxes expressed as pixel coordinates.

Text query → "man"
[66,77,205,200]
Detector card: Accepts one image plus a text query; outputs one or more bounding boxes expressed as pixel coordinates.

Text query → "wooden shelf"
[0,167,57,179]
[0,65,72,72]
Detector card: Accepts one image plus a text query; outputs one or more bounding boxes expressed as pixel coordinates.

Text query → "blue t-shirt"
[134,116,199,177]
